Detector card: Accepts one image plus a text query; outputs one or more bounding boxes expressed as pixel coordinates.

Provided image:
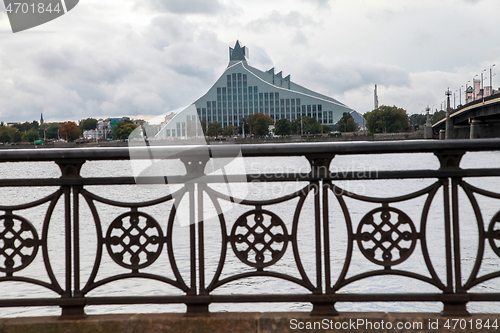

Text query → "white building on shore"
[155,41,355,139]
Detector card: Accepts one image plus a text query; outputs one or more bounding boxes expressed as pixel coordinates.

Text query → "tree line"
[202,113,333,137]
[202,106,445,137]
[0,117,138,143]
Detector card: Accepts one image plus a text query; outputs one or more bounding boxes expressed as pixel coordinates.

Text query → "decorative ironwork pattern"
[0,214,39,273]
[356,207,417,266]
[488,211,500,257]
[105,211,164,270]
[0,141,500,318]
[230,209,289,268]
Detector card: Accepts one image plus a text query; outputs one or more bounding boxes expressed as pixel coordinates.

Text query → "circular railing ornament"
[0,214,39,273]
[356,207,417,266]
[105,212,163,270]
[230,210,288,268]
[488,211,500,257]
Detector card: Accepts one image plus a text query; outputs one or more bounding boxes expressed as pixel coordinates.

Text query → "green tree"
[207,122,222,137]
[301,116,321,134]
[222,124,238,137]
[363,105,409,134]
[336,112,359,132]
[239,118,249,135]
[200,117,207,136]
[111,120,138,140]
[0,130,10,143]
[12,131,22,143]
[432,110,446,124]
[79,118,98,131]
[321,124,332,133]
[22,128,40,142]
[409,114,427,127]
[290,118,299,134]
[0,125,18,143]
[13,121,39,133]
[45,123,62,140]
[290,117,320,135]
[247,113,273,137]
[274,118,291,136]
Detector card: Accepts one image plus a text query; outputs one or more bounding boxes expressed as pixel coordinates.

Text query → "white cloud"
[0,0,499,123]
[136,0,224,15]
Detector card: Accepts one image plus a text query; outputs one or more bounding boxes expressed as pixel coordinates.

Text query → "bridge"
[433,93,500,139]
[2,142,500,332]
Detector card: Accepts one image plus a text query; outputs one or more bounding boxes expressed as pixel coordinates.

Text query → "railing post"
[434,151,470,316]
[306,154,338,316]
[55,159,86,319]
[180,156,210,316]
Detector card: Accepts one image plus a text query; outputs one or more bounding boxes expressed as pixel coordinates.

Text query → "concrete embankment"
[1,312,499,333]
[0,131,428,149]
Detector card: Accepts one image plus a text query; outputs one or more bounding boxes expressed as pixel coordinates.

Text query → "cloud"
[245,10,312,32]
[290,57,410,98]
[137,0,224,15]
[292,30,308,45]
[1,0,499,124]
[0,1,235,123]
[301,0,332,8]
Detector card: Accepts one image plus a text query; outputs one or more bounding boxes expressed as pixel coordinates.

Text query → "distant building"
[465,79,498,104]
[154,41,355,139]
[83,120,111,140]
[155,106,201,139]
[133,119,145,127]
[109,118,121,128]
[350,110,366,130]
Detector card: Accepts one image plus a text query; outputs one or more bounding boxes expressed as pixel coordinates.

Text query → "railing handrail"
[1,140,500,319]
[1,138,500,162]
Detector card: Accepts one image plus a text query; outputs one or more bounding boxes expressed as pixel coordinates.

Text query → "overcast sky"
[0,0,499,123]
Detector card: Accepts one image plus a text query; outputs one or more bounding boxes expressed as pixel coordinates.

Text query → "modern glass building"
[155,41,355,139]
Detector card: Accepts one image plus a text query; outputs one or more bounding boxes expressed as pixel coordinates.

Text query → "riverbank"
[0,131,427,149]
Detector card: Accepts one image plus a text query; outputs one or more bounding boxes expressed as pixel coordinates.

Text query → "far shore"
[0,131,429,149]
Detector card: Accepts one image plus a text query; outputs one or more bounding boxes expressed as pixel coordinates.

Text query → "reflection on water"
[1,151,500,317]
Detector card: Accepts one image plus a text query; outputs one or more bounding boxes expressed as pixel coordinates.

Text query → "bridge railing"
[1,139,500,319]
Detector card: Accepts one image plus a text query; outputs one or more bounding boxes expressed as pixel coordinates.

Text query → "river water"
[1,147,500,317]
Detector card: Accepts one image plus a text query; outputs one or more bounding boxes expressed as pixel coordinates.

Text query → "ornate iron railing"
[1,140,500,319]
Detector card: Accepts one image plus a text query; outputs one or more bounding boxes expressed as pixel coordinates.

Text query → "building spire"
[228,40,249,66]
[40,113,44,125]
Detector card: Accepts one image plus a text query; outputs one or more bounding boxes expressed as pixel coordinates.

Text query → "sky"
[0,0,499,123]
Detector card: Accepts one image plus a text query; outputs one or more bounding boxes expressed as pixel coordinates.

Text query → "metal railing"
[1,139,500,319]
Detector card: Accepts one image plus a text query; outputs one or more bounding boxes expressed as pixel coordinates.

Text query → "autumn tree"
[363,105,409,134]
[59,121,82,141]
[111,119,139,140]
